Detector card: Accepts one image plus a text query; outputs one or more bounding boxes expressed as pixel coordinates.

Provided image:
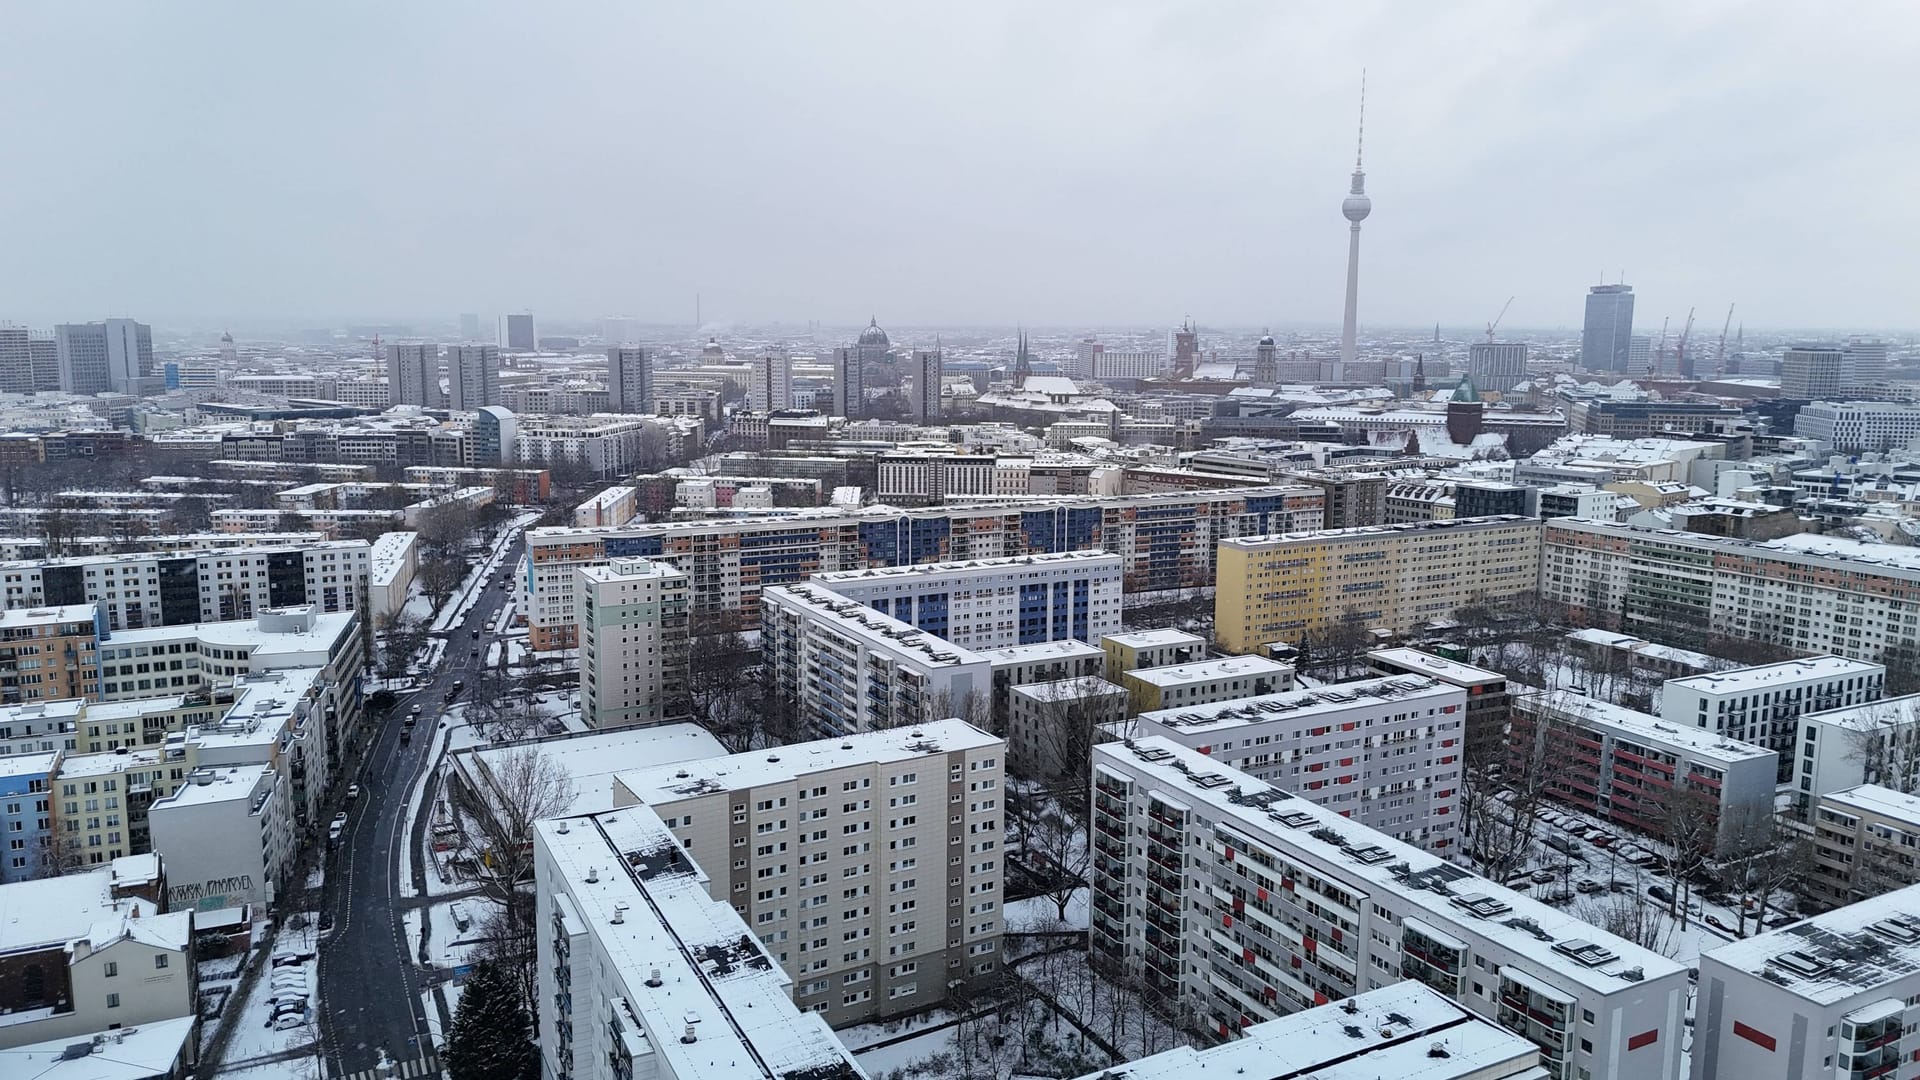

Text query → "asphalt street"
[318,531,526,1077]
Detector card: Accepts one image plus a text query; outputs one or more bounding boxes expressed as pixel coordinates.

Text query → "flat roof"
[1102,628,1207,650]
[0,699,85,726]
[615,718,998,807]
[976,639,1105,667]
[763,584,987,669]
[59,746,172,778]
[0,751,58,779]
[367,530,419,585]
[536,809,860,1080]
[1803,693,1920,732]
[1139,675,1459,734]
[0,865,161,952]
[459,724,727,818]
[1011,677,1127,703]
[1078,981,1539,1080]
[1126,655,1292,688]
[0,1014,197,1080]
[1819,784,1920,826]
[1665,655,1884,696]
[1368,648,1507,687]
[1513,688,1773,765]
[809,549,1122,585]
[1095,737,1686,994]
[1701,881,1920,1004]
[578,557,685,584]
[1220,515,1538,550]
[151,763,272,808]
[108,608,356,659]
[0,604,96,628]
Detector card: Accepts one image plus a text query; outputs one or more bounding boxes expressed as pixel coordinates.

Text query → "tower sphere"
[1343,190,1372,223]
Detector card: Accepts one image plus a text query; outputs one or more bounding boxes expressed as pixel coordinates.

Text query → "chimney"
[646,968,663,987]
[586,867,599,883]
[680,1023,697,1045]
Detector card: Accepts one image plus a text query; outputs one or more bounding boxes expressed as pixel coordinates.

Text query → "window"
[104,961,118,977]
[107,993,121,1008]
[155,954,169,969]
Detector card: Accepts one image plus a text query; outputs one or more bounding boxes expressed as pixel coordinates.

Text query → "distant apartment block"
[1120,655,1294,713]
[807,550,1123,651]
[1100,628,1206,679]
[1808,785,1920,909]
[1794,694,1920,815]
[1795,400,1920,454]
[1659,657,1885,783]
[0,604,102,703]
[1215,517,1543,655]
[578,558,690,729]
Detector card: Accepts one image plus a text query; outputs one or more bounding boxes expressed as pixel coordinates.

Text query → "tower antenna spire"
[1356,69,1367,170]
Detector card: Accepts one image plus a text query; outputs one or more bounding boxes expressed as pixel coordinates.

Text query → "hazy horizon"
[5,2,1918,331]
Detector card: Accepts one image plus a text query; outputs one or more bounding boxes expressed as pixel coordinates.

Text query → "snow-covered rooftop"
[1010,676,1127,704]
[1819,784,1920,826]
[1513,688,1773,766]
[1803,693,1920,733]
[808,548,1120,585]
[1102,628,1206,650]
[536,808,861,1080]
[0,751,57,779]
[0,1014,197,1080]
[1368,647,1507,687]
[1124,655,1293,688]
[1076,980,1539,1080]
[457,724,727,818]
[763,584,988,669]
[0,863,163,953]
[1702,881,1920,1005]
[1135,675,1458,735]
[1665,655,1883,696]
[976,638,1106,668]
[614,718,998,808]
[0,604,97,630]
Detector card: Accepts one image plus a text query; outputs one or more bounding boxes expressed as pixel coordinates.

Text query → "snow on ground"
[423,898,483,970]
[837,1009,959,1052]
[852,1024,961,1079]
[1004,887,1089,932]
[216,1058,319,1080]
[218,918,321,1067]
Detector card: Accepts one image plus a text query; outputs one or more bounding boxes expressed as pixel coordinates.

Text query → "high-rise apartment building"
[806,550,1124,650]
[1090,737,1688,1079]
[605,346,653,414]
[1844,335,1889,393]
[445,344,500,412]
[602,719,1006,1027]
[1213,517,1543,655]
[1070,336,1102,379]
[1580,285,1634,371]
[1092,350,1165,381]
[748,349,792,411]
[0,324,59,394]
[1122,673,1464,850]
[831,345,864,419]
[383,343,444,408]
[55,319,153,395]
[500,312,535,351]
[1627,335,1652,375]
[908,348,942,422]
[1468,341,1529,393]
[0,541,372,631]
[0,604,102,703]
[761,583,989,735]
[1693,883,1920,1080]
[578,558,689,729]
[1781,345,1844,399]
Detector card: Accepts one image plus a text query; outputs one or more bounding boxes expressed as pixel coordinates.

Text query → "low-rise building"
[0,750,57,883]
[1808,785,1920,909]
[1100,628,1206,679]
[1119,674,1467,851]
[146,762,295,914]
[52,738,197,869]
[1794,694,1920,816]
[366,530,419,620]
[1121,655,1295,713]
[1693,882,1920,1080]
[979,638,1105,728]
[1512,689,1777,853]
[1090,737,1689,1080]
[1006,676,1127,780]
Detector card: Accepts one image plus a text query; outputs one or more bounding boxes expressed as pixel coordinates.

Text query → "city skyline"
[3,4,1918,329]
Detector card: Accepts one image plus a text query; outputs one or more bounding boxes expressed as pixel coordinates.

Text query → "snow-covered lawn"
[1004,887,1089,932]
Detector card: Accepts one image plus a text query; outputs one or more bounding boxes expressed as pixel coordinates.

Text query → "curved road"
[318,532,526,1077]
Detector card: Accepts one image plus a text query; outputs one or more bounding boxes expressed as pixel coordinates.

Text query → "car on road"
[471,649,479,659]
[1704,913,1733,932]
[346,783,361,801]
[400,729,412,745]
[1575,878,1604,894]
[410,703,423,717]
[328,813,347,842]
[472,629,481,639]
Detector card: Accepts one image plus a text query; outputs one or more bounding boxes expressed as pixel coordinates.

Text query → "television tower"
[1339,73,1372,371]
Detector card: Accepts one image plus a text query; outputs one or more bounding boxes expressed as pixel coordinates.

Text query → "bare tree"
[1648,782,1720,928]
[1723,808,1817,935]
[375,612,428,683]
[1577,882,1678,956]
[449,746,578,913]
[1846,702,1920,794]
[419,554,466,612]
[1463,689,1575,879]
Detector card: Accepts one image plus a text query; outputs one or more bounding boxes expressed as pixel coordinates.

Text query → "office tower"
[384,343,444,407]
[748,348,792,411]
[446,344,500,411]
[458,312,481,341]
[1090,737,1688,1078]
[55,318,153,395]
[500,312,535,351]
[1339,80,1371,372]
[832,345,864,419]
[578,558,690,728]
[1795,401,1920,453]
[1580,284,1635,371]
[473,405,518,466]
[1467,341,1528,392]
[1843,335,1889,393]
[1780,345,1844,399]
[605,346,653,414]
[0,324,58,394]
[1626,334,1651,374]
[218,330,237,367]
[908,347,941,421]
[1071,336,1102,378]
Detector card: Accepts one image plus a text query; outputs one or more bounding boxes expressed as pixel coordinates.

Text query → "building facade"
[1580,285,1634,372]
[577,558,690,729]
[1780,346,1844,400]
[807,550,1124,651]
[384,343,444,408]
[1469,342,1529,393]
[0,604,102,703]
[1660,657,1885,783]
[1808,785,1920,909]
[1214,517,1544,655]
[605,346,653,414]
[1795,401,1920,454]
[446,344,500,412]
[56,319,153,396]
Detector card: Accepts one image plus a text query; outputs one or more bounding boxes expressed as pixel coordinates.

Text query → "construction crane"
[1716,303,1736,375]
[1675,307,1696,377]
[1485,296,1514,343]
[1655,316,1670,373]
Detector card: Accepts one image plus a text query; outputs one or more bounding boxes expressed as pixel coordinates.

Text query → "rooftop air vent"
[586,867,600,884]
[1449,893,1512,919]
[1552,939,1619,967]
[1769,949,1831,979]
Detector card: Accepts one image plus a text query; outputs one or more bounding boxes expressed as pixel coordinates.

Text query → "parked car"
[1544,889,1575,905]
[471,629,481,639]
[273,1011,307,1031]
[1765,913,1798,928]
[1531,869,1557,884]
[1705,913,1732,932]
[346,783,361,801]
[328,816,345,842]
[1588,834,1614,848]
[1575,878,1604,894]
[1648,884,1674,903]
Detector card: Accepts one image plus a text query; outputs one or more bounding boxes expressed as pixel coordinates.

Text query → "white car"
[347,783,362,801]
[328,818,345,842]
[273,1011,307,1030]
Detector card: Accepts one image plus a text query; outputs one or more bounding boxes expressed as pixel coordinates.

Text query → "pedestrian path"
[330,1051,441,1080]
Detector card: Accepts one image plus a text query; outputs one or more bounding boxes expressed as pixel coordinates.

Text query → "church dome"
[857,317,889,348]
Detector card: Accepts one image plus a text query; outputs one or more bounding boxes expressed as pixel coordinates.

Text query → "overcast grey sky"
[4,1,1916,331]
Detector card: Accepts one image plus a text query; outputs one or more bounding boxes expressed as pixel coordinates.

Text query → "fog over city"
[5,1,1918,329]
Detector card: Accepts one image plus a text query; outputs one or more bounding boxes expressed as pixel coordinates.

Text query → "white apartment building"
[1693,883,1920,1080]
[806,550,1124,651]
[573,485,637,529]
[1094,349,1165,381]
[1120,655,1295,713]
[761,583,989,736]
[1808,785,1920,909]
[1781,346,1845,400]
[0,540,372,632]
[602,719,1005,1027]
[1541,519,1920,665]
[366,530,418,620]
[1660,656,1885,781]
[532,808,864,1080]
[1513,690,1778,854]
[1091,737,1689,1080]
[1064,980,1544,1080]
[1796,400,1920,454]
[577,558,690,729]
[1120,675,1466,851]
[515,415,698,480]
[748,350,793,411]
[874,453,1034,504]
[1795,694,1920,814]
[147,762,294,913]
[1007,676,1128,780]
[1100,628,1206,678]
